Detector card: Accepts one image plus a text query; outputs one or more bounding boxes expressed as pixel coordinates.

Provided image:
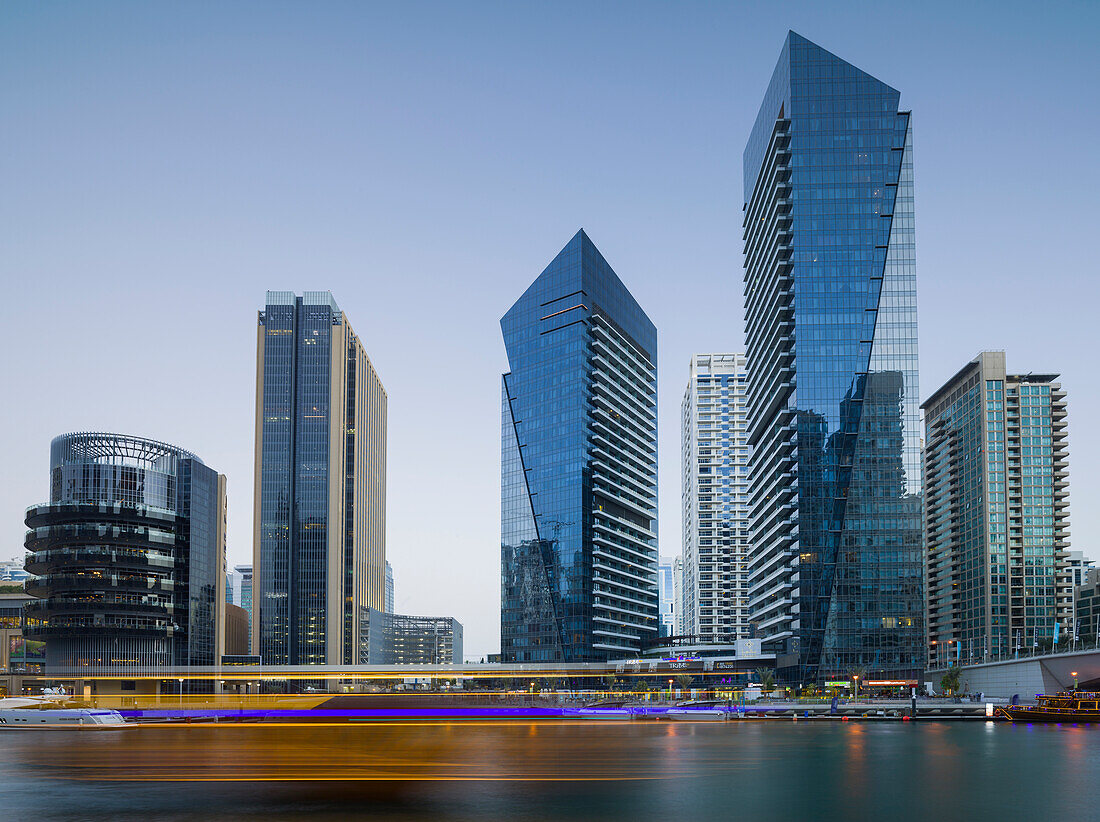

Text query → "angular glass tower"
[743,33,923,684]
[253,291,387,666]
[501,230,658,662]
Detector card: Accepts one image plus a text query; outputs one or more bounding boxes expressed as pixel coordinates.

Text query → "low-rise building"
[359,608,462,665]
[225,603,250,656]
[0,559,30,583]
[1076,568,1100,644]
[1,591,41,696]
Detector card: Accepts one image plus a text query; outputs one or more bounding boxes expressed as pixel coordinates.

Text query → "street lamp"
[178,677,184,710]
[1071,671,1079,691]
[668,678,673,699]
[852,675,860,700]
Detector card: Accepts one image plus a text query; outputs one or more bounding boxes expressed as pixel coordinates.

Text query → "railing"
[643,634,748,650]
[928,637,1100,670]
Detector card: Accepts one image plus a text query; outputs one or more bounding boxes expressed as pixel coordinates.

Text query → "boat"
[0,707,128,728]
[996,691,1100,723]
[666,700,731,722]
[575,700,636,720]
[0,694,128,728]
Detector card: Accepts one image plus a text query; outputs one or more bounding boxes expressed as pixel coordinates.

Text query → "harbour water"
[0,720,1097,820]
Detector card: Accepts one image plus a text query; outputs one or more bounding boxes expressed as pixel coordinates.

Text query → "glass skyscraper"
[681,354,752,642]
[500,230,658,662]
[253,291,387,665]
[923,352,1071,665]
[743,32,923,684]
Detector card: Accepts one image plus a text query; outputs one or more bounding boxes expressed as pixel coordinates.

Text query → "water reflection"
[0,723,1098,821]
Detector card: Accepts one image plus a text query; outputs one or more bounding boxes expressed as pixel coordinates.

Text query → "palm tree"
[754,668,776,691]
[674,674,694,691]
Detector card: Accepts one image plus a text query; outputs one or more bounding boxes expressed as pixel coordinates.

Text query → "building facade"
[224,603,250,656]
[1076,568,1100,646]
[226,564,253,653]
[743,32,924,683]
[24,433,226,670]
[1,591,39,695]
[500,230,659,662]
[0,560,30,583]
[680,354,751,642]
[658,556,677,637]
[385,560,394,614]
[253,291,387,666]
[1067,551,1094,589]
[1068,551,1094,638]
[923,352,1071,664]
[672,555,685,636]
[359,607,463,665]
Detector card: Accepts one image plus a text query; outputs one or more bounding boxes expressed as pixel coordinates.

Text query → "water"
[0,721,1096,820]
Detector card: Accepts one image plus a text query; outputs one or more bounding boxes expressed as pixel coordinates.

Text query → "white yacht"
[0,694,127,728]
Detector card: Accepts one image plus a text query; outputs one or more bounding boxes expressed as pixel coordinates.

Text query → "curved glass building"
[24,433,226,670]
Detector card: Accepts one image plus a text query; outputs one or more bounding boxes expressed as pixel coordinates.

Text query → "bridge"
[928,647,1100,697]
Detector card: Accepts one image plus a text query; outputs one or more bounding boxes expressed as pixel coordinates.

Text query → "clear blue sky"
[2,1,1097,659]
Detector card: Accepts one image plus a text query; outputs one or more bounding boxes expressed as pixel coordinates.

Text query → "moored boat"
[666,700,731,722]
[996,691,1100,723]
[0,708,128,728]
[575,700,637,720]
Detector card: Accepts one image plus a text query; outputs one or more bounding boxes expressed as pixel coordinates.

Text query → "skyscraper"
[743,32,923,684]
[680,354,752,642]
[672,555,685,636]
[923,351,1071,664]
[657,556,677,637]
[253,291,387,665]
[500,230,658,662]
[25,432,226,669]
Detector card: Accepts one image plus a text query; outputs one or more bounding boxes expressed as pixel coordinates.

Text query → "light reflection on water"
[0,721,1097,821]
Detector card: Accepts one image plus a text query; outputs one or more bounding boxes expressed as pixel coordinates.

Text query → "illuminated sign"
[713,662,749,671]
[865,680,918,687]
[662,661,702,671]
[825,680,849,687]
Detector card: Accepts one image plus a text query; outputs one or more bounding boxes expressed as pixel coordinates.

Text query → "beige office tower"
[923,351,1071,665]
[252,291,387,665]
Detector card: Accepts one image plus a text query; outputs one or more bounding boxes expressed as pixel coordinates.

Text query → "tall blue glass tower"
[501,230,659,663]
[743,33,923,684]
